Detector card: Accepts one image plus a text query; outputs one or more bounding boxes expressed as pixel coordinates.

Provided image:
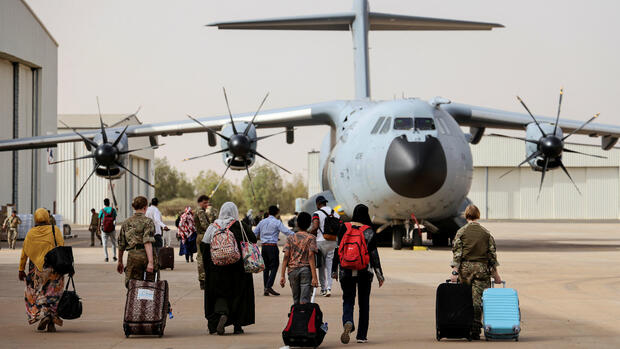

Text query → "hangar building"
[57,114,154,224]
[307,135,620,220]
[0,0,58,214]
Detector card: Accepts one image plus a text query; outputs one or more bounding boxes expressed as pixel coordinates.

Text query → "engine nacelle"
[525,122,564,171]
[220,122,257,170]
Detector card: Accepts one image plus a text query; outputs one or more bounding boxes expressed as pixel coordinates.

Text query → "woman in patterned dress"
[18,208,66,332]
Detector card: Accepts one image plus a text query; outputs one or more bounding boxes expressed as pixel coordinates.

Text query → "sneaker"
[105,258,109,262]
[341,321,353,344]
[217,314,227,335]
[325,289,331,297]
[113,257,117,262]
[357,339,368,343]
[320,290,327,296]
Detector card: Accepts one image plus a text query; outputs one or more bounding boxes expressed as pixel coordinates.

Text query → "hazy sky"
[26,0,620,183]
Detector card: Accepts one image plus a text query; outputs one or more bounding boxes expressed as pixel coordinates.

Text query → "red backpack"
[101,210,115,233]
[338,223,370,270]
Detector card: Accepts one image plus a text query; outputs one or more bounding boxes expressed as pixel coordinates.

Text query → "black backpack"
[58,276,82,320]
[319,209,341,240]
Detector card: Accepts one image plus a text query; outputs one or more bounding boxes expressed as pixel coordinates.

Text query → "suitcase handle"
[143,272,158,282]
[491,280,506,288]
[445,279,460,284]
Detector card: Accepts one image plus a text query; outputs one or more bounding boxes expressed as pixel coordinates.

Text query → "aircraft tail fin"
[208,0,503,100]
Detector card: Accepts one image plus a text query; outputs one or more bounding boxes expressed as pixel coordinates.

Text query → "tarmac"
[0,222,619,349]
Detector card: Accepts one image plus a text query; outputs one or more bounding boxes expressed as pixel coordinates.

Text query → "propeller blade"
[537,157,550,199]
[563,148,607,159]
[59,120,98,150]
[182,148,229,162]
[107,168,119,208]
[255,129,290,142]
[222,87,238,135]
[49,154,94,165]
[244,92,270,136]
[489,133,539,145]
[562,113,600,141]
[112,125,129,148]
[558,160,582,195]
[115,161,155,188]
[118,144,164,155]
[96,96,108,143]
[553,88,563,135]
[499,151,541,179]
[210,161,232,198]
[516,95,546,137]
[73,165,98,202]
[245,162,256,199]
[187,114,230,142]
[251,149,292,174]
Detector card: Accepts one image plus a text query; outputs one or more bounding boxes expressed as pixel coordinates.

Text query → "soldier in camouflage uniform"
[117,196,159,287]
[194,195,211,290]
[3,211,21,249]
[450,204,502,340]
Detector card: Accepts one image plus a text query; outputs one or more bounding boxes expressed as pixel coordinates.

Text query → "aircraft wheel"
[392,227,403,250]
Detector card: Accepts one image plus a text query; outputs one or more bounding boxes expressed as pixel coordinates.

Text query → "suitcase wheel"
[157,324,164,337]
[436,330,441,341]
[123,324,131,338]
[171,267,174,270]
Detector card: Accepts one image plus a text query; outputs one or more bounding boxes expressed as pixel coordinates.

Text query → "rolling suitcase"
[436,280,473,341]
[158,246,174,270]
[483,281,521,341]
[123,273,169,337]
[282,288,327,348]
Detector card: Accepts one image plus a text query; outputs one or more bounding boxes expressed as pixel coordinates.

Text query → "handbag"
[58,276,82,320]
[239,222,265,273]
[44,224,75,275]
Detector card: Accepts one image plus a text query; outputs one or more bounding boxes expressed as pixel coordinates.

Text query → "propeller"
[497,89,603,197]
[54,98,161,207]
[183,89,291,198]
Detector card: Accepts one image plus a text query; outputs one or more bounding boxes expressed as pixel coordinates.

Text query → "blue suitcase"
[482,281,521,341]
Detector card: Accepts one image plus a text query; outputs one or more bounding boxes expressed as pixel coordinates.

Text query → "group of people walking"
[15,191,501,344]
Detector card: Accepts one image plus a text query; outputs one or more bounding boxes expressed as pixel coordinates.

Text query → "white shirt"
[312,206,340,242]
[146,205,166,236]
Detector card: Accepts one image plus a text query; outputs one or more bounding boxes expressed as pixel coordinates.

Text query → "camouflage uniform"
[193,207,210,288]
[3,215,21,249]
[118,212,159,287]
[451,221,499,335]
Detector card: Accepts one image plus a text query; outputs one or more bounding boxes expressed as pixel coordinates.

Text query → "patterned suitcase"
[123,273,169,337]
[483,281,521,341]
[158,246,174,270]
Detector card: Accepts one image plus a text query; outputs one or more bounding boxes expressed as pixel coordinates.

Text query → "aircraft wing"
[443,102,620,149]
[0,101,346,152]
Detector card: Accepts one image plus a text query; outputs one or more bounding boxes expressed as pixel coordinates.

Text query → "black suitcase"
[158,247,174,270]
[436,280,474,341]
[282,289,326,347]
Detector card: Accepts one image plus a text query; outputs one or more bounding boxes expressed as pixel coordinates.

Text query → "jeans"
[289,266,312,304]
[317,240,337,291]
[341,271,372,340]
[261,245,280,289]
[102,231,117,259]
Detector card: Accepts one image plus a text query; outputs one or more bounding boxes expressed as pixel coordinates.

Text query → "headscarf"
[246,209,253,220]
[19,208,64,272]
[351,204,373,227]
[202,202,239,244]
[178,206,195,243]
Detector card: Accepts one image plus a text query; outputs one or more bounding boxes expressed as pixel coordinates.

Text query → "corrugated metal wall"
[470,136,620,219]
[0,59,13,204]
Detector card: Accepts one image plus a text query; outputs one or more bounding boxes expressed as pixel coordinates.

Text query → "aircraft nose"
[384,135,447,198]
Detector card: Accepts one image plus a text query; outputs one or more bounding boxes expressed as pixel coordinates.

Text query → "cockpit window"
[415,118,435,131]
[380,117,392,134]
[393,117,413,130]
[371,116,385,134]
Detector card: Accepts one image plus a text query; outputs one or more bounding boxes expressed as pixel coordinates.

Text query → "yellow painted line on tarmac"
[413,246,429,251]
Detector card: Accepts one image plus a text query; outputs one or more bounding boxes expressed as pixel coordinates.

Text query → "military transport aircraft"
[2,0,620,248]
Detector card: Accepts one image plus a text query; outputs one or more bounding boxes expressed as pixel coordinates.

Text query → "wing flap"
[207,13,355,31]
[368,12,504,31]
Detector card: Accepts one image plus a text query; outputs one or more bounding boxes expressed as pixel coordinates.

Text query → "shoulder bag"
[44,224,75,275]
[58,275,82,319]
[240,222,265,273]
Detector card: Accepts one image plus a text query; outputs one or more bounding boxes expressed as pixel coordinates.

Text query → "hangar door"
[470,167,619,219]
